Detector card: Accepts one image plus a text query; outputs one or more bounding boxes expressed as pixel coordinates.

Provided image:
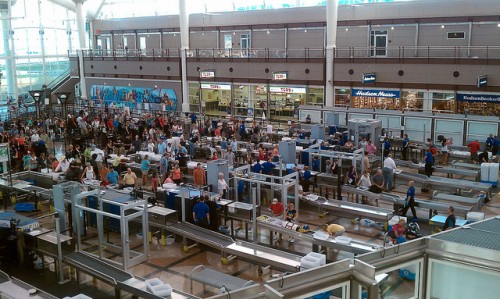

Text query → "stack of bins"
[300,252,326,271]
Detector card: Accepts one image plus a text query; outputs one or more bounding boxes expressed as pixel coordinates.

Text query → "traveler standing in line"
[424,149,434,177]
[284,202,298,243]
[467,139,481,164]
[383,154,396,190]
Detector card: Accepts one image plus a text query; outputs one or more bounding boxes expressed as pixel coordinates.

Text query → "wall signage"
[362,73,376,84]
[477,75,487,88]
[273,72,288,81]
[200,70,215,79]
[456,93,500,103]
[200,83,231,90]
[351,89,400,98]
[269,86,306,93]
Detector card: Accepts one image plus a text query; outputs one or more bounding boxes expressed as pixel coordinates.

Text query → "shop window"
[269,86,304,121]
[188,82,200,112]
[334,88,350,107]
[306,87,324,106]
[401,91,424,111]
[201,83,232,116]
[432,92,455,113]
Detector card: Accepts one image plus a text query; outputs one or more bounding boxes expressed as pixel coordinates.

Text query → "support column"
[179,0,190,112]
[66,9,73,53]
[2,1,18,100]
[325,0,339,107]
[74,0,87,100]
[38,0,47,85]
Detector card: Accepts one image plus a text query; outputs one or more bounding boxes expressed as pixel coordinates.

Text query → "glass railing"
[69,46,500,60]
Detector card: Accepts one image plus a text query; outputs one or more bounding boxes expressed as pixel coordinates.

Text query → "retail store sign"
[362,73,376,84]
[477,75,487,88]
[456,93,500,103]
[200,83,231,90]
[273,72,288,81]
[352,89,400,98]
[200,70,215,79]
[269,86,306,93]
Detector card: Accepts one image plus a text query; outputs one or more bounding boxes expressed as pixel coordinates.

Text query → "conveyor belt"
[320,199,393,222]
[65,252,193,299]
[257,220,378,255]
[394,171,492,196]
[395,160,479,178]
[167,222,302,272]
[65,252,132,283]
[169,222,234,247]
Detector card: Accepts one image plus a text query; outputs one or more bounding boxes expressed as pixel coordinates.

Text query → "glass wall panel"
[269,85,304,121]
[376,259,423,299]
[428,259,500,299]
[334,88,350,107]
[201,83,231,116]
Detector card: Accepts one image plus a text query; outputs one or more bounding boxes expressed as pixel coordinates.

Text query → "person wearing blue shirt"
[301,166,312,192]
[237,180,246,202]
[424,149,433,177]
[106,167,119,185]
[140,155,151,187]
[402,133,410,160]
[157,140,167,155]
[383,137,391,158]
[493,136,499,155]
[486,134,494,150]
[193,198,210,228]
[261,157,276,175]
[312,156,320,172]
[252,161,262,174]
[288,165,298,175]
[239,121,246,140]
[190,112,197,124]
[231,139,238,152]
[401,180,417,220]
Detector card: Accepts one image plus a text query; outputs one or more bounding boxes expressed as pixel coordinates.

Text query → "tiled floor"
[2,162,499,299]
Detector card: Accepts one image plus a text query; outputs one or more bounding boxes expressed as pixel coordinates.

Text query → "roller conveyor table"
[166,222,302,272]
[395,160,480,179]
[320,198,394,223]
[394,170,492,197]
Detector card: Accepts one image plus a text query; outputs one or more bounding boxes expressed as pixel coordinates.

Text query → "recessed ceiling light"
[267,30,270,34]
[441,25,445,29]
[391,26,394,30]
[345,27,349,31]
[304,29,308,32]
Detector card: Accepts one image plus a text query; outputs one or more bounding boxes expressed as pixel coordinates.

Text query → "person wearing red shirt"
[270,198,284,217]
[467,140,481,163]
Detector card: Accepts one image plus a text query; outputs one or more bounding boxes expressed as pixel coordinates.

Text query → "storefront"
[334,88,351,107]
[269,86,306,121]
[350,88,401,110]
[401,90,425,111]
[188,82,200,112]
[200,83,232,116]
[232,84,268,118]
[456,93,500,116]
[306,86,324,106]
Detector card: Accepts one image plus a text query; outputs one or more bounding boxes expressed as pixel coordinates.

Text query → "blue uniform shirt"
[425,151,433,164]
[312,159,320,171]
[193,202,210,220]
[252,163,262,173]
[262,161,276,174]
[407,185,415,200]
[303,170,312,180]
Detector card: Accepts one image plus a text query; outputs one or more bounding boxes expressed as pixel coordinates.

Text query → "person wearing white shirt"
[383,154,397,190]
[266,123,273,134]
[55,157,70,173]
[31,132,40,142]
[217,172,229,199]
[147,141,155,153]
[357,171,372,188]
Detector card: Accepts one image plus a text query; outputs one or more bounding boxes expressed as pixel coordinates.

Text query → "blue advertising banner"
[456,93,500,103]
[90,85,178,111]
[351,89,400,98]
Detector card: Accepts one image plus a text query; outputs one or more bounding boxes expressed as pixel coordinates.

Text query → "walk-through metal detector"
[232,164,299,242]
[71,189,149,270]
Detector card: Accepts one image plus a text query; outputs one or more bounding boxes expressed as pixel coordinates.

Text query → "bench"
[190,265,254,293]
[432,191,485,211]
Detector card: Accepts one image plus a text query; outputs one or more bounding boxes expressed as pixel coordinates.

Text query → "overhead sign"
[456,93,500,103]
[269,86,306,94]
[200,83,231,90]
[477,75,487,88]
[273,71,288,81]
[200,70,215,79]
[352,89,400,99]
[362,73,376,84]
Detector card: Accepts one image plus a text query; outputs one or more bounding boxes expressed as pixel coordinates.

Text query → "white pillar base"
[182,102,190,113]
